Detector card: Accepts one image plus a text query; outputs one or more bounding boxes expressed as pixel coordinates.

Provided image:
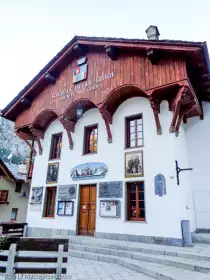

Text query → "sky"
[0,0,210,109]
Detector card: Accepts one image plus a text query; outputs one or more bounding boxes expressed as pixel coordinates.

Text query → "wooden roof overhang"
[2,36,210,151]
[0,159,23,183]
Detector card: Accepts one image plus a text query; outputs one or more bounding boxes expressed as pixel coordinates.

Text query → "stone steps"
[69,249,209,280]
[69,243,210,273]
[69,236,210,261]
[192,233,210,244]
[68,236,210,280]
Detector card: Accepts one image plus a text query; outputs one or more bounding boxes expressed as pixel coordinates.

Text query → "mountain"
[0,115,30,164]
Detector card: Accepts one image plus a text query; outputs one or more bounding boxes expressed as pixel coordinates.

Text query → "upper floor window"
[49,133,62,160]
[0,190,8,204]
[126,114,143,148]
[84,125,98,154]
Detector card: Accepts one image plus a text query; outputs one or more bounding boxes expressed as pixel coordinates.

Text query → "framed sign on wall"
[100,200,121,218]
[57,201,74,216]
[46,162,59,184]
[125,150,143,178]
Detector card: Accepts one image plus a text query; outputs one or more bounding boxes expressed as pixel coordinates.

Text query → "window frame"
[11,208,18,221]
[126,181,146,222]
[0,190,9,204]
[49,133,63,160]
[44,187,57,218]
[125,114,144,149]
[15,182,22,193]
[83,124,98,155]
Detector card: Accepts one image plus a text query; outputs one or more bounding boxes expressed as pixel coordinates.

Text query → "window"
[127,182,145,221]
[15,182,22,193]
[0,190,8,203]
[84,125,98,154]
[49,133,62,160]
[11,208,18,221]
[44,187,56,217]
[126,115,143,148]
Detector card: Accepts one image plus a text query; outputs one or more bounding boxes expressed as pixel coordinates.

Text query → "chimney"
[18,159,29,175]
[145,25,160,40]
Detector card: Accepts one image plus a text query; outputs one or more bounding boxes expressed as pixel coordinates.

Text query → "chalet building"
[2,26,210,245]
[0,159,29,223]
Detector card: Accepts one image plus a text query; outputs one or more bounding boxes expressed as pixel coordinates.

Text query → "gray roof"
[4,162,26,181]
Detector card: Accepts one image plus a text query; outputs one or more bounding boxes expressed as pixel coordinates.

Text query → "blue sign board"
[155,174,166,197]
[71,162,108,181]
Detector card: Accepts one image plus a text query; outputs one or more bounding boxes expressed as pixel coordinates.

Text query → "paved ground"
[66,257,153,280]
[0,256,153,280]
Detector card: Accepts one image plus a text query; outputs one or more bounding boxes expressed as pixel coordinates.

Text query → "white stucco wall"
[0,177,30,223]
[185,101,210,230]
[27,97,194,239]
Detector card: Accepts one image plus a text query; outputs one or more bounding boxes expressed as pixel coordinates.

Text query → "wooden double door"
[78,185,96,236]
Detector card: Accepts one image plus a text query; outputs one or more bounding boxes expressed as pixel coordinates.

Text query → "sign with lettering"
[52,71,116,101]
[99,181,123,198]
[155,174,166,197]
[71,162,108,181]
[57,185,77,200]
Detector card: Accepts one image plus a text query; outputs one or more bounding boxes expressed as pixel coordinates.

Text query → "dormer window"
[49,133,62,160]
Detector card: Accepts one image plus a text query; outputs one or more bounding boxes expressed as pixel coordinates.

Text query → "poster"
[30,187,43,204]
[57,201,65,215]
[57,201,74,216]
[100,200,120,218]
[65,202,73,215]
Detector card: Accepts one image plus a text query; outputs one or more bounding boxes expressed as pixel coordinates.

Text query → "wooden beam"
[36,138,43,155]
[60,118,75,149]
[45,72,56,84]
[99,108,113,142]
[169,87,186,133]
[148,96,162,135]
[73,43,84,56]
[20,97,31,107]
[105,46,118,61]
[30,127,44,139]
[146,48,159,64]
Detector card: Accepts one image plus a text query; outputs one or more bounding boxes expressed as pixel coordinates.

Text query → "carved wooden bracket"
[99,108,113,143]
[60,118,75,149]
[15,130,37,156]
[148,96,162,135]
[169,86,187,133]
[30,127,44,139]
[29,127,44,155]
[175,104,196,136]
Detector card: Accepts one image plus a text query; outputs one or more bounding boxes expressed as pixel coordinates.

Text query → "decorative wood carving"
[148,96,162,135]
[36,138,43,155]
[99,108,113,142]
[30,128,44,139]
[60,118,75,149]
[169,86,187,133]
[105,46,118,61]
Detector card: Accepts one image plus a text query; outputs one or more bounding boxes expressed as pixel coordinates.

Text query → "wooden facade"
[2,36,210,161]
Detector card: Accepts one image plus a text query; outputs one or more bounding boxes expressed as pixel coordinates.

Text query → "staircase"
[68,236,210,280]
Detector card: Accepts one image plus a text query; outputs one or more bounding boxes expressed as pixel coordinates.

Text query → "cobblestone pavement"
[67,257,153,280]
